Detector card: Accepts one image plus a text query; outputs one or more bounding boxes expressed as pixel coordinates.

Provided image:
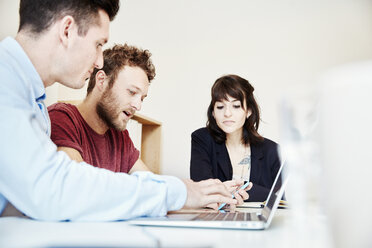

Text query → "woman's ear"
[95,70,107,92]
[246,109,252,119]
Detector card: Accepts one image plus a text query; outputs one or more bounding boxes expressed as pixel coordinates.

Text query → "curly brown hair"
[87,44,156,94]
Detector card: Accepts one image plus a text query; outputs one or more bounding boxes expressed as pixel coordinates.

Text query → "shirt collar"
[2,37,45,101]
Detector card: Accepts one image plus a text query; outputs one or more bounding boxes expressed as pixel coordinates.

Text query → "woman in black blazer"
[190,74,281,202]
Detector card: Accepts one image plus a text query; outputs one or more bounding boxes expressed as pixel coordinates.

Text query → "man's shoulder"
[48,102,77,114]
[0,38,33,102]
[48,103,86,144]
[48,102,81,124]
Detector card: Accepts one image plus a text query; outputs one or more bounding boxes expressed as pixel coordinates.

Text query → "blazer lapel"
[216,142,231,180]
[250,143,264,183]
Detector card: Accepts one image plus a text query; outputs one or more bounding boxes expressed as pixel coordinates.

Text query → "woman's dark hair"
[18,0,120,35]
[206,74,264,145]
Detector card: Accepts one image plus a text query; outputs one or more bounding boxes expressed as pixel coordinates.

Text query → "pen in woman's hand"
[218,181,251,210]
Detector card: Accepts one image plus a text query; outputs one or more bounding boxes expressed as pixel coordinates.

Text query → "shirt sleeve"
[48,105,83,154]
[0,105,186,221]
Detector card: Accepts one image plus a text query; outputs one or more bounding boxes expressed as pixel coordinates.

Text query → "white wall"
[2,0,372,178]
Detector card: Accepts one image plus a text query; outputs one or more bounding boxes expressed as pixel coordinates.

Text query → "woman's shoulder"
[192,127,208,135]
[251,137,280,161]
[255,137,279,150]
[263,137,278,146]
[192,127,214,141]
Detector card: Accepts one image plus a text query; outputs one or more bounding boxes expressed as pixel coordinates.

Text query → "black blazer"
[190,127,281,202]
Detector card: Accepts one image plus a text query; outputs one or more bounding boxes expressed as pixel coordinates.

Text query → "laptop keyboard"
[194,212,259,221]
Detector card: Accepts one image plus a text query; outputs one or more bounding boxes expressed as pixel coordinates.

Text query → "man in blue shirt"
[0,0,241,221]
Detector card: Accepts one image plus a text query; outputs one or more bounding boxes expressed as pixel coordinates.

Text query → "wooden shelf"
[132,113,162,174]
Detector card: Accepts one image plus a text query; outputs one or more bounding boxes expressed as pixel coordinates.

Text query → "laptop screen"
[265,159,285,210]
[261,160,287,220]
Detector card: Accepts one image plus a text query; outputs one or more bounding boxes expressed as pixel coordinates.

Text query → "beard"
[96,88,127,131]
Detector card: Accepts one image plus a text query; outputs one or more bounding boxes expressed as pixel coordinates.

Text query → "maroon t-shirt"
[48,103,139,173]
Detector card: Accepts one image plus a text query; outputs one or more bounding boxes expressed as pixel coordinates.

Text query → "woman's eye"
[128,90,136,96]
[233,105,241,108]
[216,106,224,110]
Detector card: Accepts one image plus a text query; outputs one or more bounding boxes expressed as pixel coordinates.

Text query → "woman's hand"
[205,179,252,210]
[224,179,251,205]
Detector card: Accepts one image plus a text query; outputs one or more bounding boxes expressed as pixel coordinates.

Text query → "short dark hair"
[18,0,120,35]
[87,44,156,95]
[207,74,264,145]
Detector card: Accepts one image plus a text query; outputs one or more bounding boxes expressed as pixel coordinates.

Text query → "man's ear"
[59,15,75,47]
[95,70,107,92]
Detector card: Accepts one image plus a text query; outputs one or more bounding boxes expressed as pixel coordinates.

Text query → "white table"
[0,207,332,247]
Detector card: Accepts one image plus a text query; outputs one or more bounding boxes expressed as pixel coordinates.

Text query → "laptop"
[129,161,288,230]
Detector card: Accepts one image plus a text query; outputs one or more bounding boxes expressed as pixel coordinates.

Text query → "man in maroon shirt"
[48,44,153,174]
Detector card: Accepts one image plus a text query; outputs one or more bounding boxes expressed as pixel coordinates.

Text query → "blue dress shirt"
[0,37,186,221]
